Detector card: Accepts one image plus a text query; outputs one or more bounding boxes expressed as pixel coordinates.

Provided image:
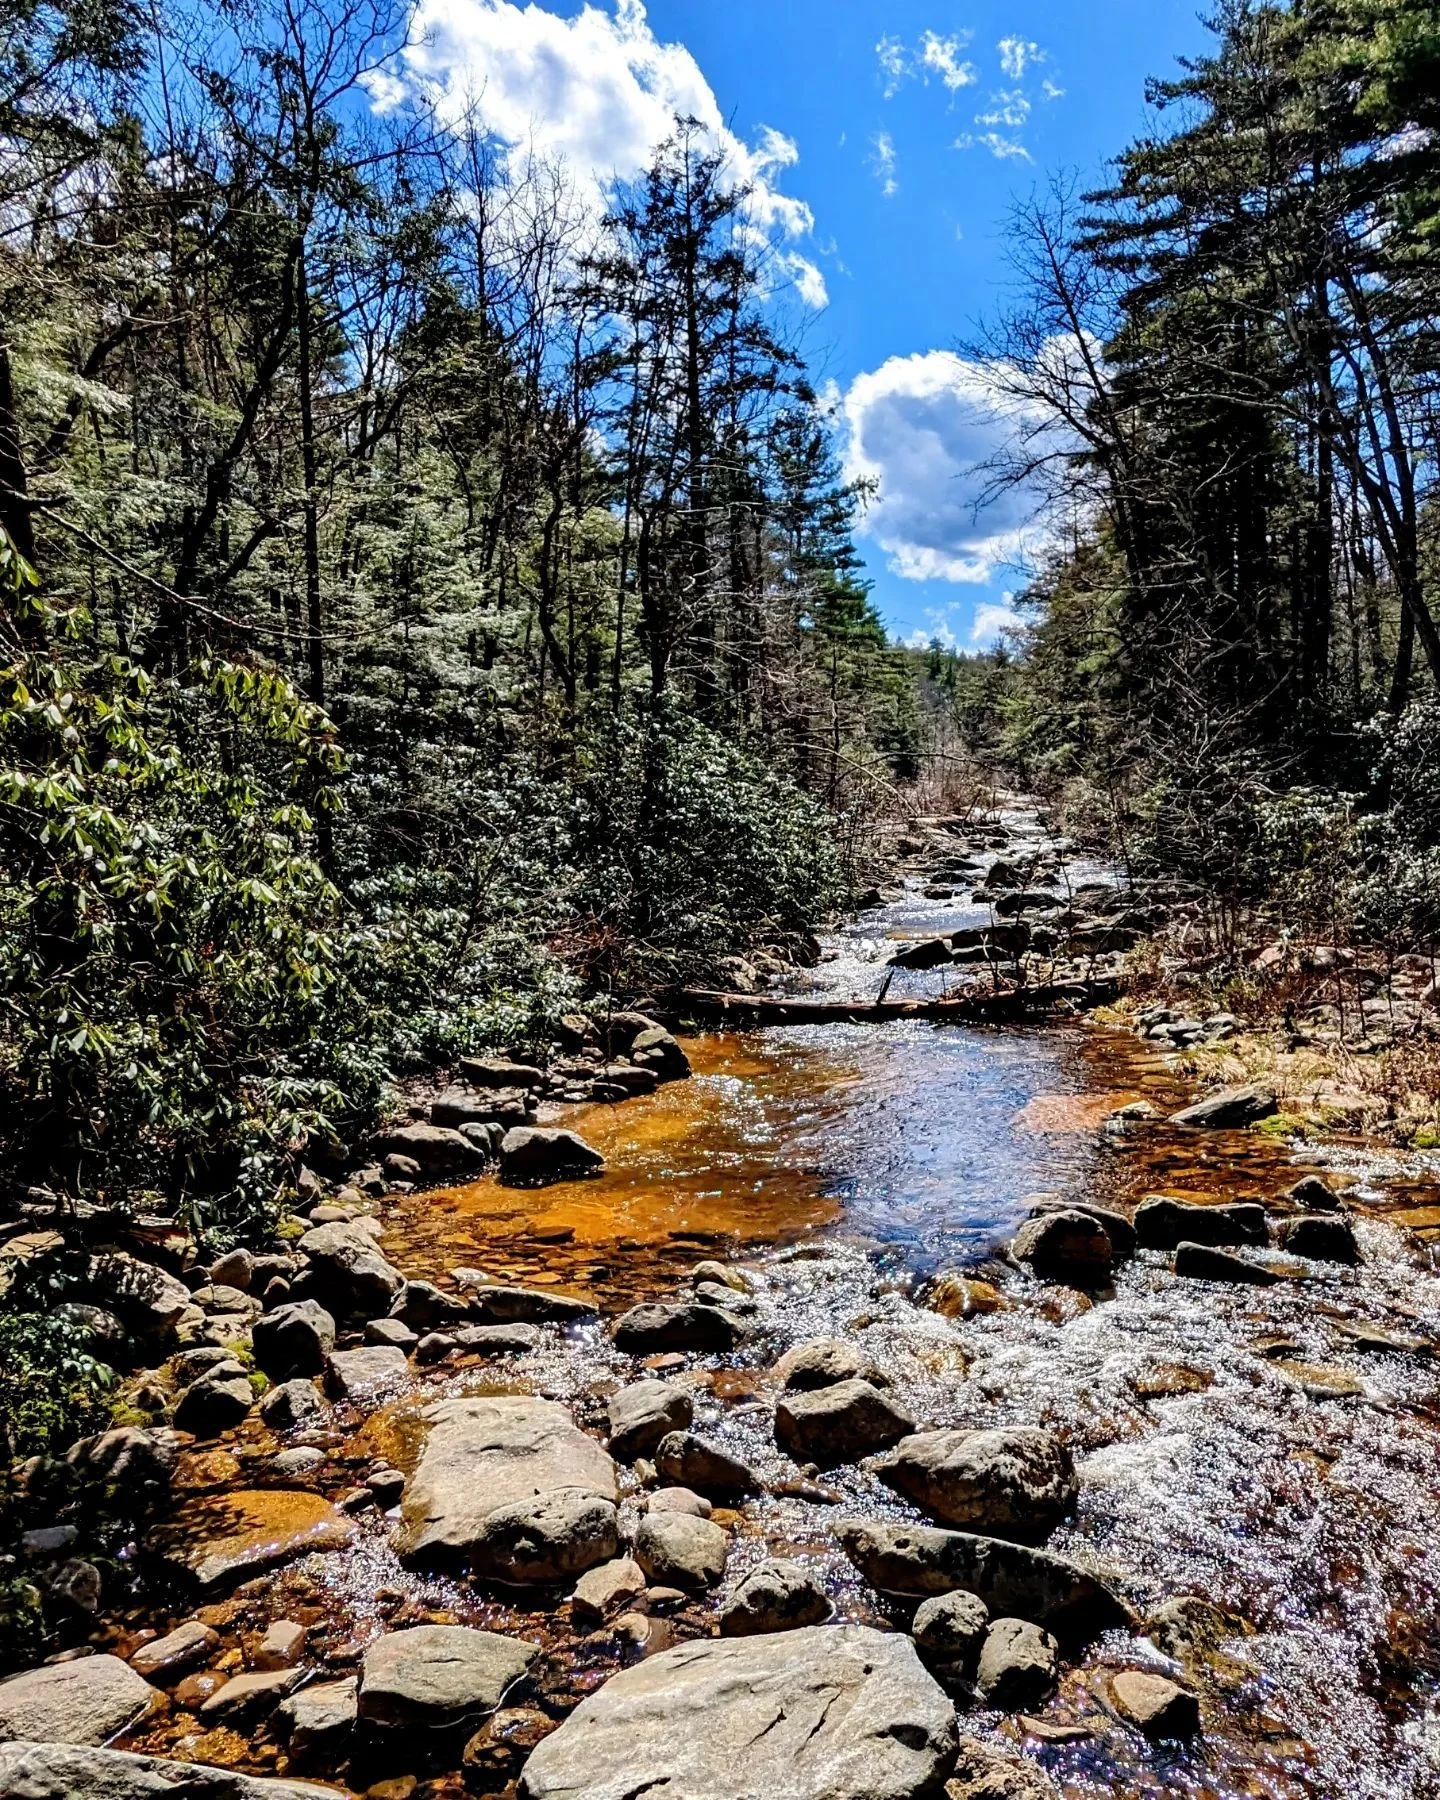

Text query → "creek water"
[120,825,1440,1800]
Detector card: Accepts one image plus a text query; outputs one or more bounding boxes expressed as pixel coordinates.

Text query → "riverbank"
[2,805,1439,1800]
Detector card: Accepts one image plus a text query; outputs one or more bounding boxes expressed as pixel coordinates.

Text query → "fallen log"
[675,977,1123,1028]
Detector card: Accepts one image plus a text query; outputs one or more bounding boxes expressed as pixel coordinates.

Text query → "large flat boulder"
[837,1518,1127,1643]
[149,1490,354,1591]
[517,1626,957,1800]
[0,1658,154,1747]
[359,1625,538,1733]
[394,1397,619,1582]
[0,1742,339,1798]
[877,1428,1077,1541]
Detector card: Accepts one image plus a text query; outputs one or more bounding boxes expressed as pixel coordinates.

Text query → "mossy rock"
[1254,1112,1312,1139]
[1410,1124,1440,1150]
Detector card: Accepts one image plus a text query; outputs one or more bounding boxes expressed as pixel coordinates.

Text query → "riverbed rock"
[279,1675,357,1766]
[359,1625,538,1733]
[1010,1211,1113,1285]
[1169,1085,1277,1129]
[0,1743,340,1799]
[0,1657,155,1746]
[836,1518,1127,1642]
[911,1589,990,1678]
[607,1381,693,1461]
[297,1222,404,1319]
[1028,1200,1137,1259]
[654,1430,759,1497]
[260,1378,330,1432]
[375,1122,486,1177]
[718,1559,830,1635]
[63,1427,176,1506]
[516,1625,957,1800]
[83,1252,191,1339]
[150,1489,354,1590]
[927,1274,1008,1320]
[775,1379,914,1467]
[774,1337,889,1391]
[1173,1242,1281,1286]
[612,1301,747,1354]
[645,1486,712,1518]
[172,1363,254,1438]
[391,1279,472,1331]
[325,1344,409,1399]
[394,1395,619,1582]
[1107,1670,1201,1737]
[1287,1174,1343,1212]
[1276,1214,1360,1264]
[453,1322,544,1355]
[497,1127,604,1186]
[629,1026,692,1082]
[129,1620,218,1682]
[890,937,956,971]
[470,1285,597,1326]
[571,1557,648,1626]
[948,1737,1058,1800]
[253,1300,337,1379]
[632,1512,728,1591]
[975,1617,1059,1709]
[877,1428,1077,1541]
[198,1667,300,1722]
[1134,1197,1269,1252]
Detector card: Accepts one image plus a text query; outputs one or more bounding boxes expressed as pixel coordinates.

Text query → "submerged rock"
[149,1489,353,1590]
[516,1626,957,1800]
[0,1658,154,1747]
[877,1427,1077,1541]
[1107,1669,1201,1737]
[836,1517,1127,1643]
[774,1379,914,1467]
[393,1395,619,1582]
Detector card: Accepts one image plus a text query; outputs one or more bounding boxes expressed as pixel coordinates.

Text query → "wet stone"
[877,1427,1077,1541]
[198,1666,300,1720]
[1173,1242,1281,1286]
[516,1625,957,1800]
[358,1624,538,1734]
[654,1429,759,1496]
[975,1617,1059,1710]
[1277,1213,1360,1264]
[632,1511,729,1591]
[1135,1197,1269,1252]
[774,1378,914,1467]
[128,1619,218,1681]
[1010,1211,1113,1286]
[773,1337,889,1391]
[1169,1084,1277,1128]
[0,1655,155,1746]
[1108,1669,1202,1738]
[149,1489,354,1591]
[612,1302,747,1354]
[717,1558,830,1636]
[607,1380,693,1462]
[949,1737,1059,1799]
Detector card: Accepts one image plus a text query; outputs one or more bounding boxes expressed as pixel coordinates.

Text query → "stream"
[114,811,1440,1800]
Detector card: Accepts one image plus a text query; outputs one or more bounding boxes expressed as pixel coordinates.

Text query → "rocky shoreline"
[3,803,1440,1800]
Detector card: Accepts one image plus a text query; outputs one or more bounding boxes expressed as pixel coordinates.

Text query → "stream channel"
[121,810,1440,1800]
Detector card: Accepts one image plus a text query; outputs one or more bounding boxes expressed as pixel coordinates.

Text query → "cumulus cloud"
[842,351,1051,586]
[971,600,1024,645]
[919,31,978,92]
[395,0,826,304]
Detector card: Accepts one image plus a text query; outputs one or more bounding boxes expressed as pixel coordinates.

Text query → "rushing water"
[116,816,1440,1800]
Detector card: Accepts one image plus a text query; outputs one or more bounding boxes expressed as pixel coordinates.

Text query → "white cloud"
[396,0,826,305]
[876,34,908,98]
[955,130,1033,163]
[997,36,1043,80]
[842,350,1051,586]
[1041,77,1066,102]
[919,31,977,92]
[975,89,1030,130]
[870,131,898,198]
[971,600,1024,645]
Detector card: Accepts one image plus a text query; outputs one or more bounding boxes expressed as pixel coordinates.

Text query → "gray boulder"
[911,1590,990,1679]
[774,1379,914,1467]
[83,1253,191,1338]
[1010,1211,1113,1285]
[324,1345,409,1399]
[837,1517,1128,1643]
[470,1286,597,1326]
[632,1512,728,1591]
[517,1626,957,1800]
[1134,1197,1268,1252]
[877,1428,1077,1541]
[0,1743,338,1799]
[374,1122,486,1177]
[459,1057,545,1090]
[172,1364,253,1438]
[297,1222,404,1319]
[607,1381,693,1462]
[278,1676,357,1767]
[259,1378,330,1432]
[391,1279,471,1331]
[774,1337,888,1392]
[571,1557,648,1627]
[452,1323,543,1355]
[497,1128,604,1186]
[0,1657,154,1746]
[949,1738,1057,1799]
[612,1302,747,1354]
[1170,1085,1277,1129]
[359,1625,537,1733]
[128,1620,218,1682]
[975,1617,1059,1709]
[718,1560,830,1636]
[252,1300,336,1379]
[394,1396,619,1582]
[654,1430,759,1497]
[630,1026,692,1082]
[63,1428,176,1505]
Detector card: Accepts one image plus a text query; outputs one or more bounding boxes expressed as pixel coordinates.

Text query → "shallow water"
[116,822,1440,1800]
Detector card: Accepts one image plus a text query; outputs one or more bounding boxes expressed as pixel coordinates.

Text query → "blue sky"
[395,0,1215,647]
